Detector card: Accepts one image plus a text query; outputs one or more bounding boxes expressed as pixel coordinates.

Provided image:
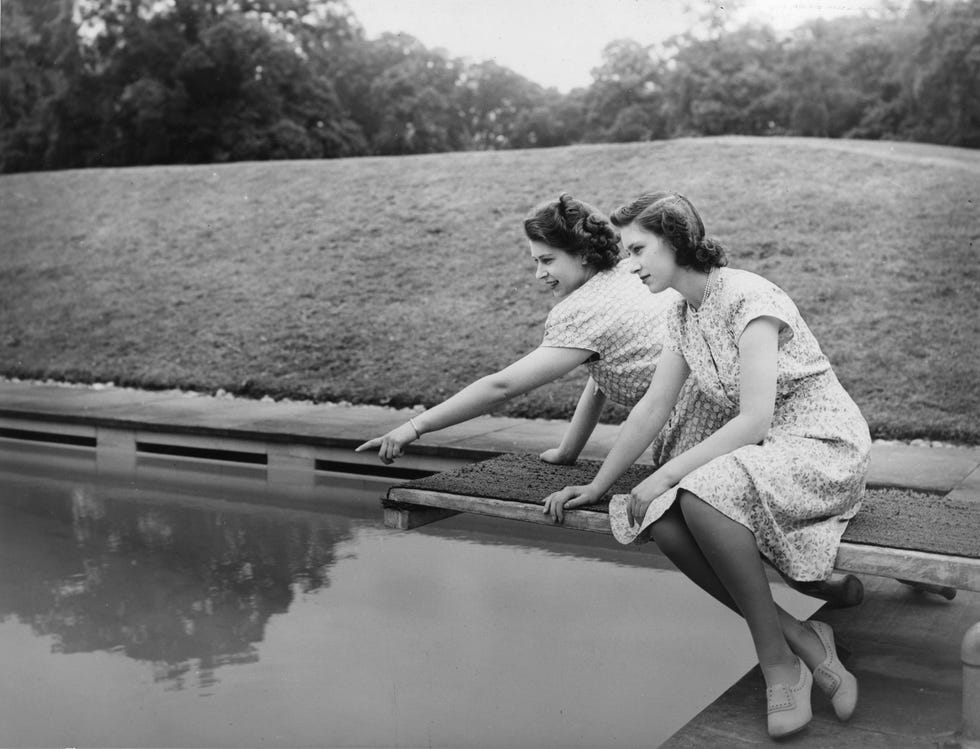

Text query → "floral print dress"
[610,267,871,581]
[541,262,717,454]
[542,262,675,408]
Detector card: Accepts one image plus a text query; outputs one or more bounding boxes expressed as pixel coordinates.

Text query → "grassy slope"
[1,137,978,442]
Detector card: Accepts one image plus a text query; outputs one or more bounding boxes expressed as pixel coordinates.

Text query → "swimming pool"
[0,439,820,748]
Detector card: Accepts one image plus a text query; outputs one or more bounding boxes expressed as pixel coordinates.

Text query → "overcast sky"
[345,0,893,92]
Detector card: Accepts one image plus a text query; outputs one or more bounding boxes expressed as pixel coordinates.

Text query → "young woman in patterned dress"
[356,193,707,466]
[542,192,870,738]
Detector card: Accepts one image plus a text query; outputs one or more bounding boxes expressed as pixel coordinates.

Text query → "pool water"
[0,441,820,748]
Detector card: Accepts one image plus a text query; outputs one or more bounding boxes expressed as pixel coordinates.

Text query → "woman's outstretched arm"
[625,316,780,524]
[542,349,690,522]
[540,377,607,465]
[355,345,593,464]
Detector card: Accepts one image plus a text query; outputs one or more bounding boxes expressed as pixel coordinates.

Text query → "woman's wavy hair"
[610,192,728,272]
[523,192,621,271]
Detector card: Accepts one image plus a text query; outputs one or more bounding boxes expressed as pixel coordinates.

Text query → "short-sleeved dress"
[610,267,871,582]
[540,262,722,454]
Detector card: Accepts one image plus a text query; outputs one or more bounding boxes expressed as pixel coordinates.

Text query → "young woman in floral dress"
[543,192,870,738]
[356,193,709,467]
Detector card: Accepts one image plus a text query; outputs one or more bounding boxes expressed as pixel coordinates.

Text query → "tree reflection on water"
[0,474,353,690]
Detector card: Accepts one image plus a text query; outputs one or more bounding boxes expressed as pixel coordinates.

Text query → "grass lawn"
[1,136,978,443]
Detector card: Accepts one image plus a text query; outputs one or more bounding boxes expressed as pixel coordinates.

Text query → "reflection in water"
[0,442,823,748]
[0,470,353,691]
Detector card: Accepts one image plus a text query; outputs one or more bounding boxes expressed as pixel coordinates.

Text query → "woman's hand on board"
[354,422,418,464]
[542,484,601,524]
[539,447,576,465]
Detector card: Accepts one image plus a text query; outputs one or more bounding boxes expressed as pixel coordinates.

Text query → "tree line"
[1,0,978,173]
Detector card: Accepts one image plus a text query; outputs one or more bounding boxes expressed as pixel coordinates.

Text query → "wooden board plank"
[385,487,611,534]
[386,486,980,592]
[391,453,980,559]
[834,542,980,593]
[382,504,459,530]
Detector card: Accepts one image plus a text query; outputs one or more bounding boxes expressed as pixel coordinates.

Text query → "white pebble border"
[0,376,424,416]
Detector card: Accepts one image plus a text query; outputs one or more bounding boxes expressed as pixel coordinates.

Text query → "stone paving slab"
[88,396,252,428]
[866,442,980,493]
[0,383,179,413]
[196,402,408,442]
[444,418,581,455]
[952,464,980,495]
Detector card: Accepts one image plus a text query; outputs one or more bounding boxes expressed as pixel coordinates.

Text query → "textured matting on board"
[392,453,979,559]
[843,488,979,558]
[394,452,653,512]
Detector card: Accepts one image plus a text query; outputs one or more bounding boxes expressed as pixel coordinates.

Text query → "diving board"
[383,452,980,594]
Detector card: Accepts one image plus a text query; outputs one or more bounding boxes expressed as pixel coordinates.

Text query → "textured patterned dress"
[610,267,871,581]
[542,262,674,408]
[541,262,719,455]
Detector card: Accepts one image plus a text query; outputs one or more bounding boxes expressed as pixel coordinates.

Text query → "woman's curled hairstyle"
[610,192,728,272]
[524,193,621,271]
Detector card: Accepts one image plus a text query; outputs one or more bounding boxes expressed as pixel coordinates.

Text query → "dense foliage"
[1,0,978,172]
